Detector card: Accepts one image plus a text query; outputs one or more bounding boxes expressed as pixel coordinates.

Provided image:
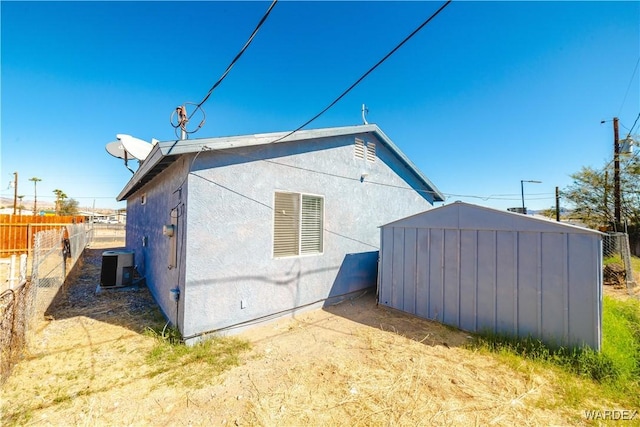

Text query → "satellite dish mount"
[170,102,206,140]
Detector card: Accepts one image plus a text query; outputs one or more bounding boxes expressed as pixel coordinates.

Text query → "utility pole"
[555,186,560,222]
[613,117,621,226]
[12,172,18,215]
[29,177,42,216]
[18,195,24,215]
[603,170,610,221]
[520,180,542,215]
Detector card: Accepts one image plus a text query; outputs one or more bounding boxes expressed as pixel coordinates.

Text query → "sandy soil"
[0,244,625,426]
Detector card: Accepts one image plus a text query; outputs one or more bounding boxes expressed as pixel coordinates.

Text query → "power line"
[618,56,640,116]
[195,143,556,203]
[172,0,278,135]
[201,145,444,198]
[600,113,640,171]
[621,142,640,172]
[444,193,555,202]
[196,0,277,110]
[626,111,640,137]
[269,0,452,145]
[600,115,639,170]
[619,112,640,170]
[0,193,119,200]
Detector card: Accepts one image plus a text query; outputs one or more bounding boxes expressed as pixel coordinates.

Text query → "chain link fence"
[87,223,125,247]
[0,223,90,384]
[603,232,639,298]
[0,254,27,293]
[31,224,89,324]
[0,282,30,384]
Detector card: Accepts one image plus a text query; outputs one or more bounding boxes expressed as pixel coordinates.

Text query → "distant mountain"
[0,197,117,213]
[1,197,53,210]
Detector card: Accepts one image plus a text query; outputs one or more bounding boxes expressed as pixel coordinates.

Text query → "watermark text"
[584,410,638,421]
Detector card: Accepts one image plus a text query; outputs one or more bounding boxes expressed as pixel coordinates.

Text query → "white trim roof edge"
[381,201,605,236]
[117,124,445,202]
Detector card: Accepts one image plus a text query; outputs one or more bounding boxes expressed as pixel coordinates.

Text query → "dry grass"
[229,306,577,426]
[1,245,636,426]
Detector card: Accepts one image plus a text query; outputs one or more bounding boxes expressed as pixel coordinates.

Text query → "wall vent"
[354,138,365,159]
[366,142,376,162]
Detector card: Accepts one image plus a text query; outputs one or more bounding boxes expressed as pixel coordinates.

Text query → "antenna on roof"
[170,103,206,140]
[362,104,369,125]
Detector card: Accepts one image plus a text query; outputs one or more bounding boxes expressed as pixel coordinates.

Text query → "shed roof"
[382,202,603,235]
[117,124,445,202]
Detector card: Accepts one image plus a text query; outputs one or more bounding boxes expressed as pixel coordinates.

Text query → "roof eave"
[369,126,445,202]
[116,145,168,201]
[117,123,445,203]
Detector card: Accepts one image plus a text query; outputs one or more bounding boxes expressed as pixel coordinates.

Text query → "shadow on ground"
[319,290,471,348]
[43,247,468,348]
[43,247,165,334]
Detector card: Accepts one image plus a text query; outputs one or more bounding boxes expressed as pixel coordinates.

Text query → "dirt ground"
[0,244,627,426]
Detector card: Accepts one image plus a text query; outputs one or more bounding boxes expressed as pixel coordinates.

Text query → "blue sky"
[1,1,639,212]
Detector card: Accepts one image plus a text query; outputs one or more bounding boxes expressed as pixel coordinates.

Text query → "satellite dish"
[117,134,153,161]
[105,141,127,159]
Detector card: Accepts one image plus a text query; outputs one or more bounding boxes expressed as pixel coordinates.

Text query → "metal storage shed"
[378,202,603,350]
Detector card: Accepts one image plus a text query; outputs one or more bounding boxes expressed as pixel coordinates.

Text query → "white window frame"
[273,191,324,258]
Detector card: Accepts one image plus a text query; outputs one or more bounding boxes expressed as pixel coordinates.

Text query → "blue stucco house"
[117,124,444,343]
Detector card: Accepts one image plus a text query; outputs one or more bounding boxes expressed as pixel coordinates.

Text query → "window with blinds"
[274,192,324,258]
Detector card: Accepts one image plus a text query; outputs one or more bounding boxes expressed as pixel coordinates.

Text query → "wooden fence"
[0,215,86,256]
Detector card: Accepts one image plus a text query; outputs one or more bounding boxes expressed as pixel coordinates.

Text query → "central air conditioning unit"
[100,250,134,288]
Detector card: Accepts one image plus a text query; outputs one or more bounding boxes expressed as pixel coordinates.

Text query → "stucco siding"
[179,133,435,339]
[125,157,189,327]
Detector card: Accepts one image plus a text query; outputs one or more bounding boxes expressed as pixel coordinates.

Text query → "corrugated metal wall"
[378,205,602,350]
